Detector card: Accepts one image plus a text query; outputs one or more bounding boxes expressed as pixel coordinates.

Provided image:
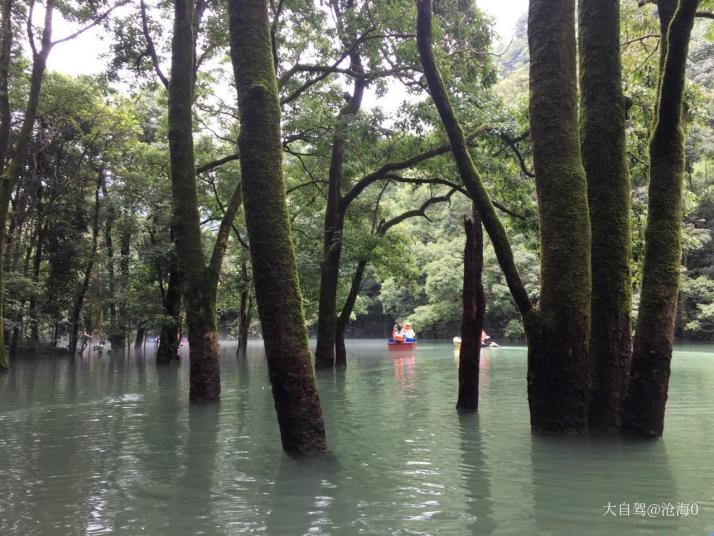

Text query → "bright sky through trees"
[42,1,529,76]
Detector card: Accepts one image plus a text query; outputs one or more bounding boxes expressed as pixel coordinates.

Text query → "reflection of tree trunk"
[457,208,484,412]
[622,0,699,438]
[579,0,632,432]
[230,0,327,454]
[68,176,102,356]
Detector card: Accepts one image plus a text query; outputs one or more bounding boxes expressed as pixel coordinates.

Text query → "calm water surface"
[0,340,712,535]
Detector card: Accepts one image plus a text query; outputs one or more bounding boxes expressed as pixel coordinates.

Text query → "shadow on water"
[529,432,680,535]
[166,403,222,536]
[265,453,343,535]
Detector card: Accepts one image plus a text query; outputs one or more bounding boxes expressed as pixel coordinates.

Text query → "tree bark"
[335,259,367,367]
[415,0,532,321]
[526,0,592,433]
[236,263,251,359]
[230,0,327,454]
[168,0,241,401]
[622,0,699,438]
[457,208,485,412]
[156,267,182,364]
[578,0,632,431]
[314,2,365,369]
[68,175,102,356]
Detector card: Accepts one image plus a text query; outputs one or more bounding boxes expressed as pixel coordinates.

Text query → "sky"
[44,1,530,77]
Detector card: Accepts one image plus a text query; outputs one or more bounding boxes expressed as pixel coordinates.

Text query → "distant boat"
[453,336,499,349]
[388,339,416,351]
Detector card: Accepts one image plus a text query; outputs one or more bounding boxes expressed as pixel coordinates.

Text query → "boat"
[388,339,417,351]
[453,335,499,349]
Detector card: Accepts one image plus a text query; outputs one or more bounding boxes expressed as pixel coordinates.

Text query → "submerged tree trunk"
[314,6,365,369]
[230,0,327,454]
[236,272,251,359]
[168,0,219,398]
[335,259,368,367]
[69,176,102,356]
[525,0,592,433]
[157,267,182,364]
[457,209,485,412]
[579,0,632,431]
[622,0,699,438]
[134,323,146,349]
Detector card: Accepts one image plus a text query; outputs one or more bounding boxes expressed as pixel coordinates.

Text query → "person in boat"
[481,331,490,345]
[403,322,416,342]
[392,321,405,343]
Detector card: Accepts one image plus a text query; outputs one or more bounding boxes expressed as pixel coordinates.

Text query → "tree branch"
[340,125,490,212]
[140,0,169,88]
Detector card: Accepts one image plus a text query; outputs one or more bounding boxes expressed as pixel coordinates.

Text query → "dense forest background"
[2,0,712,363]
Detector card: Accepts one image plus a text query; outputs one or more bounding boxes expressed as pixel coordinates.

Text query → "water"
[0,341,712,535]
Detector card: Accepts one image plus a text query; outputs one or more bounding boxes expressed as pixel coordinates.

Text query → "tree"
[578,0,632,431]
[623,0,700,438]
[417,0,592,432]
[229,0,327,454]
[457,206,484,412]
[166,0,242,401]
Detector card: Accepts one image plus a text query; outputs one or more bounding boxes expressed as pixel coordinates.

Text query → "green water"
[0,341,712,535]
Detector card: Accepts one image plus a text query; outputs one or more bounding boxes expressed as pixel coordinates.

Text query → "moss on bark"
[457,208,484,412]
[578,0,632,431]
[230,0,327,454]
[526,0,592,432]
[622,0,699,438]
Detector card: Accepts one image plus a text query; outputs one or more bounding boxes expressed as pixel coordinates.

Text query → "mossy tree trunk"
[526,0,592,432]
[622,0,699,438]
[236,262,251,359]
[229,0,327,454]
[578,0,632,431]
[417,0,591,432]
[167,0,242,400]
[457,208,485,412]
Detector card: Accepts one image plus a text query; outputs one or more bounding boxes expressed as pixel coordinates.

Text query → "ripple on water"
[0,341,713,535]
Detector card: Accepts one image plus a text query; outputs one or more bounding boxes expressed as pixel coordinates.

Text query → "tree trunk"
[69,176,102,356]
[622,0,699,438]
[236,280,251,359]
[134,323,146,349]
[415,0,532,322]
[314,10,365,369]
[157,268,182,364]
[167,0,221,401]
[523,0,593,433]
[457,209,485,412]
[105,205,123,349]
[578,0,632,431]
[335,259,368,367]
[229,0,327,454]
